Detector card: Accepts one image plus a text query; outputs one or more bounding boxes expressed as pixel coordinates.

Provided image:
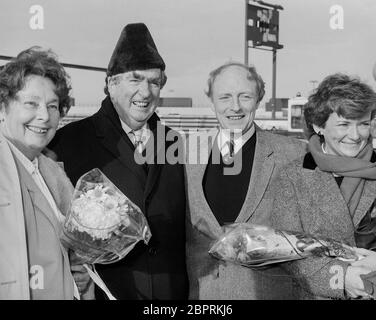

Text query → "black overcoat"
[49,97,188,299]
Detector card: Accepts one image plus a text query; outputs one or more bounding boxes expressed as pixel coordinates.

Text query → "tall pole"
[272,48,277,120]
[245,0,248,65]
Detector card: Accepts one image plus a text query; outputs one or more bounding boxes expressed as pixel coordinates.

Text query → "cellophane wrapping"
[209,223,362,268]
[61,168,151,264]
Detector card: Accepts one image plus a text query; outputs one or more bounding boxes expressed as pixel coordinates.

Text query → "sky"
[0,0,375,108]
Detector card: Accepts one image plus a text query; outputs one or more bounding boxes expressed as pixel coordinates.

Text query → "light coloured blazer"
[185,127,307,300]
[270,156,376,299]
[0,132,75,299]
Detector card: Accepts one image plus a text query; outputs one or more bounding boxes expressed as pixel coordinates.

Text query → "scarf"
[308,134,376,217]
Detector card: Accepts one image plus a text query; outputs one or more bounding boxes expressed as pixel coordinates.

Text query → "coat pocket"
[0,196,11,207]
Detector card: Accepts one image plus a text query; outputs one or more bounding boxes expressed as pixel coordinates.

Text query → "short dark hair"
[304,73,376,138]
[205,61,265,103]
[0,46,72,116]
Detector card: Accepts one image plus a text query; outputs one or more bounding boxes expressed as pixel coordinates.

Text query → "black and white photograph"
[0,0,375,312]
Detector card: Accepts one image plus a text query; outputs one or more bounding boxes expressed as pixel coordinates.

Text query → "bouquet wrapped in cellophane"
[209,223,363,268]
[61,168,152,265]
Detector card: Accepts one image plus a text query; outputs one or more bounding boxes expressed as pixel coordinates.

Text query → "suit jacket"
[270,154,376,299]
[48,96,188,300]
[0,132,75,299]
[185,127,307,299]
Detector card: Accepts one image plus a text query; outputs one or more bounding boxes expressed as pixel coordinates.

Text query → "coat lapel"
[38,155,74,217]
[353,180,376,228]
[144,115,165,201]
[301,166,355,243]
[237,129,275,223]
[13,157,62,236]
[187,130,223,239]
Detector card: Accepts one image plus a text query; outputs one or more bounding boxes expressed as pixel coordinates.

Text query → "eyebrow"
[21,95,59,103]
[217,91,255,96]
[131,71,144,80]
[132,71,161,83]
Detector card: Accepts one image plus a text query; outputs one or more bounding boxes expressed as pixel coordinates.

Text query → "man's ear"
[107,76,116,96]
[208,95,216,113]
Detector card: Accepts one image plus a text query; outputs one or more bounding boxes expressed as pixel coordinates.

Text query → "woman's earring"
[317,131,325,143]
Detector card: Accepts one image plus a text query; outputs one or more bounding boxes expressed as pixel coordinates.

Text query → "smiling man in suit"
[48,23,188,299]
[185,62,307,299]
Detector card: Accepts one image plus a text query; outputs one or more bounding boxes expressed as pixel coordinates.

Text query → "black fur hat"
[107,23,165,76]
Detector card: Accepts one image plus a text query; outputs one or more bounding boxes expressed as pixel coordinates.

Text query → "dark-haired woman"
[271,73,376,299]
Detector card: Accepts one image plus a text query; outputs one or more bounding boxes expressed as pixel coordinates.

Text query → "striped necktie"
[222,140,235,164]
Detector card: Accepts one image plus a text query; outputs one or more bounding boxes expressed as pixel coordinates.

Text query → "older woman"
[0,47,91,299]
[271,73,376,299]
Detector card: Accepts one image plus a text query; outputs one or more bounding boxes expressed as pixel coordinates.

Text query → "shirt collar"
[217,124,255,153]
[120,119,149,135]
[5,138,39,175]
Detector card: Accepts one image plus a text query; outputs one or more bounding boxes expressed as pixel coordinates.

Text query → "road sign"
[247,3,282,49]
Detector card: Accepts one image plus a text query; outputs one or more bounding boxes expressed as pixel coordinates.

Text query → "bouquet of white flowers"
[61,168,152,265]
[209,223,363,268]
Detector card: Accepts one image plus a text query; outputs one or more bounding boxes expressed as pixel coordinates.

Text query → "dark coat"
[48,97,188,300]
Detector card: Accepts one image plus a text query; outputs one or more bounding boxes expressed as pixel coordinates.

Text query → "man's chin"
[221,124,246,134]
[131,115,153,126]
[220,121,241,129]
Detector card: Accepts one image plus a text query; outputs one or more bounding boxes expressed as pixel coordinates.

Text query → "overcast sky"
[1,0,375,108]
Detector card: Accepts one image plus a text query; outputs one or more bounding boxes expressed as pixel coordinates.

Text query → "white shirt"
[217,125,256,157]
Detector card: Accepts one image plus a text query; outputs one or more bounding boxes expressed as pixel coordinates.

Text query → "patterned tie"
[222,140,235,164]
[130,130,145,153]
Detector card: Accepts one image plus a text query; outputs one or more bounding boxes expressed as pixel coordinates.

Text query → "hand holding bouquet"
[61,168,152,265]
[209,223,362,268]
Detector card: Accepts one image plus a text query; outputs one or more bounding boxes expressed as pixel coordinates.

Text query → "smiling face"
[210,65,260,134]
[314,112,372,157]
[108,69,162,130]
[1,75,60,160]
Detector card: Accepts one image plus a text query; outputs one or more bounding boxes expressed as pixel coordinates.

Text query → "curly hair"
[304,73,376,138]
[205,61,265,104]
[0,46,72,116]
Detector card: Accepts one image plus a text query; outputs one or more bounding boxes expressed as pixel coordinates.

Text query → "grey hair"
[104,70,167,96]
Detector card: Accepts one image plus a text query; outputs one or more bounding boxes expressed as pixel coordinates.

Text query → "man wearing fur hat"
[48,23,188,299]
